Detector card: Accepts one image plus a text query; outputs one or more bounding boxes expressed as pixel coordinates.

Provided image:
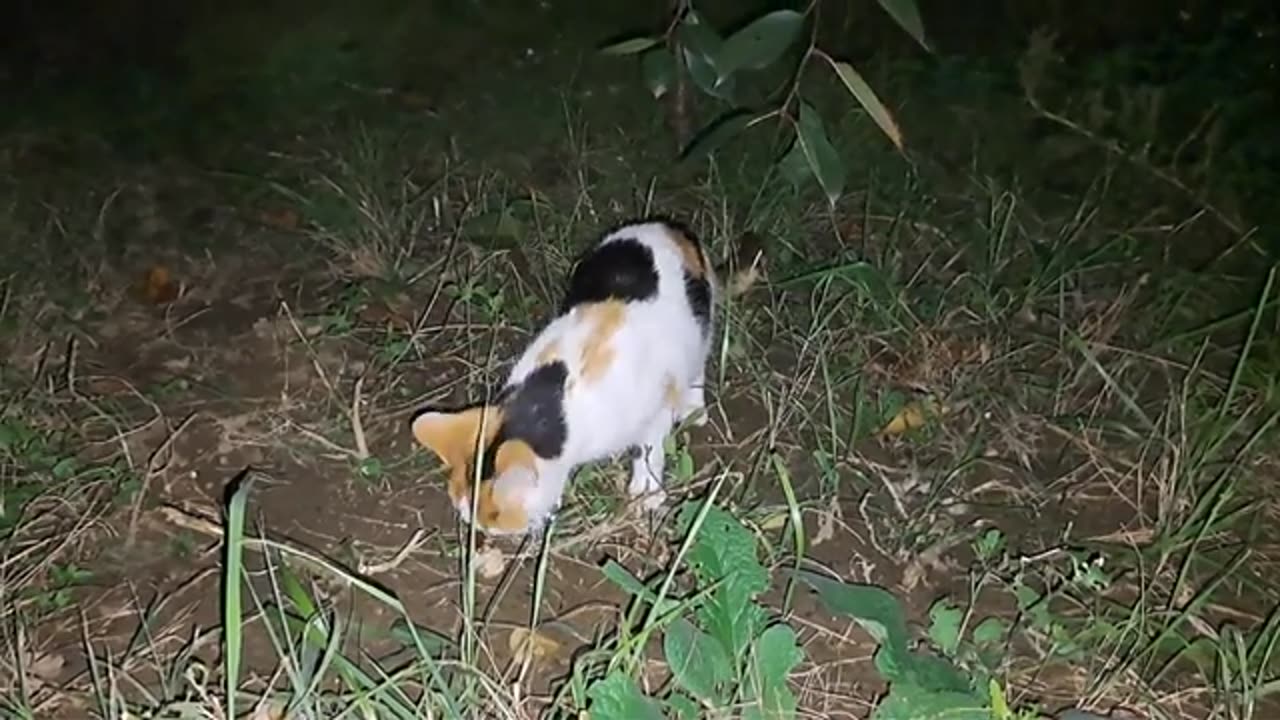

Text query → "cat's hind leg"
[629,416,673,510]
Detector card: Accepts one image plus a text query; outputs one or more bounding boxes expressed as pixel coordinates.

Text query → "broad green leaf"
[744,683,798,720]
[677,11,722,58]
[827,59,904,151]
[601,559,681,616]
[683,48,735,101]
[872,684,988,720]
[970,617,1008,649]
[681,110,753,161]
[744,624,804,720]
[904,650,973,694]
[678,12,736,102]
[600,36,661,55]
[51,456,78,480]
[871,643,908,684]
[926,598,963,658]
[1013,582,1053,631]
[678,504,769,662]
[715,10,805,82]
[799,570,909,679]
[875,0,930,51]
[664,617,733,704]
[752,624,804,684]
[972,528,1005,562]
[669,692,702,720]
[641,47,676,99]
[777,136,810,187]
[793,102,845,205]
[1012,583,1040,612]
[586,672,665,720]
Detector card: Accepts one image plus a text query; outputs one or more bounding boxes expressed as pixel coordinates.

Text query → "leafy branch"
[600,0,930,206]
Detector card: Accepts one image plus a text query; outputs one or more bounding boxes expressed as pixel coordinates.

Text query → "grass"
[2,1,1280,718]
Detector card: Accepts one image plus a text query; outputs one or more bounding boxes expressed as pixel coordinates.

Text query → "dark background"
[1,0,1276,232]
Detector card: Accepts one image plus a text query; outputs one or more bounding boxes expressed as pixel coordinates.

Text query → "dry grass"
[3,10,1279,719]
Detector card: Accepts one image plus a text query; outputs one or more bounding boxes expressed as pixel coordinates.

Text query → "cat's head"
[410,405,545,535]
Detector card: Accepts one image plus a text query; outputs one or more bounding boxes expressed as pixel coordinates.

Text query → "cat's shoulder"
[560,216,710,313]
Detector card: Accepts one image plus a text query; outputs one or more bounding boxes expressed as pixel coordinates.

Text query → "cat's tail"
[716,231,767,299]
[652,215,766,299]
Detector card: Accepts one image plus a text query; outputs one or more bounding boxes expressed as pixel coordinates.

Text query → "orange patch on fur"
[663,374,682,414]
[412,409,541,533]
[669,227,706,278]
[411,406,504,507]
[579,301,627,382]
[447,440,536,533]
[469,438,537,533]
[467,480,531,534]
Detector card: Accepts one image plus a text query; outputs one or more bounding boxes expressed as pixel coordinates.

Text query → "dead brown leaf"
[249,699,289,720]
[27,651,66,682]
[258,207,300,231]
[509,626,563,665]
[812,494,840,547]
[879,400,932,437]
[137,265,180,305]
[358,299,414,330]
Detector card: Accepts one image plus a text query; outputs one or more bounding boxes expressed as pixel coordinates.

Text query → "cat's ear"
[411,406,502,468]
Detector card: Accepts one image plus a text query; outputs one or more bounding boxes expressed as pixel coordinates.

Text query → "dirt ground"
[5,3,1279,719]
[25,224,906,715]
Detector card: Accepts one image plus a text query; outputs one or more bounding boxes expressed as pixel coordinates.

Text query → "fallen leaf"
[358,300,413,330]
[758,511,789,531]
[28,651,66,681]
[879,399,934,437]
[258,207,300,231]
[474,544,507,579]
[812,494,840,546]
[899,542,946,593]
[138,265,180,305]
[509,626,563,664]
[249,699,289,720]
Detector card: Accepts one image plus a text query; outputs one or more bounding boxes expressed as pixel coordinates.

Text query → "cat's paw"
[682,407,709,427]
[627,470,666,510]
[679,393,709,427]
[637,487,666,511]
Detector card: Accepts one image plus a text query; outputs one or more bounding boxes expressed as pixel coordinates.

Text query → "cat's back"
[495,218,715,460]
[561,218,715,319]
[505,219,712,412]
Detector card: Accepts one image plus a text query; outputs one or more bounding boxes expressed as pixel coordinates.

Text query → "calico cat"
[410,217,762,535]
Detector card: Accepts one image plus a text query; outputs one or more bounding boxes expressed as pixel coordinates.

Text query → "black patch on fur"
[561,237,659,312]
[671,217,713,330]
[479,361,569,479]
[685,272,712,331]
[607,215,699,247]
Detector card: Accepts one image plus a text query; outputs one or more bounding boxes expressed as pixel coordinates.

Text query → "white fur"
[483,221,718,532]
